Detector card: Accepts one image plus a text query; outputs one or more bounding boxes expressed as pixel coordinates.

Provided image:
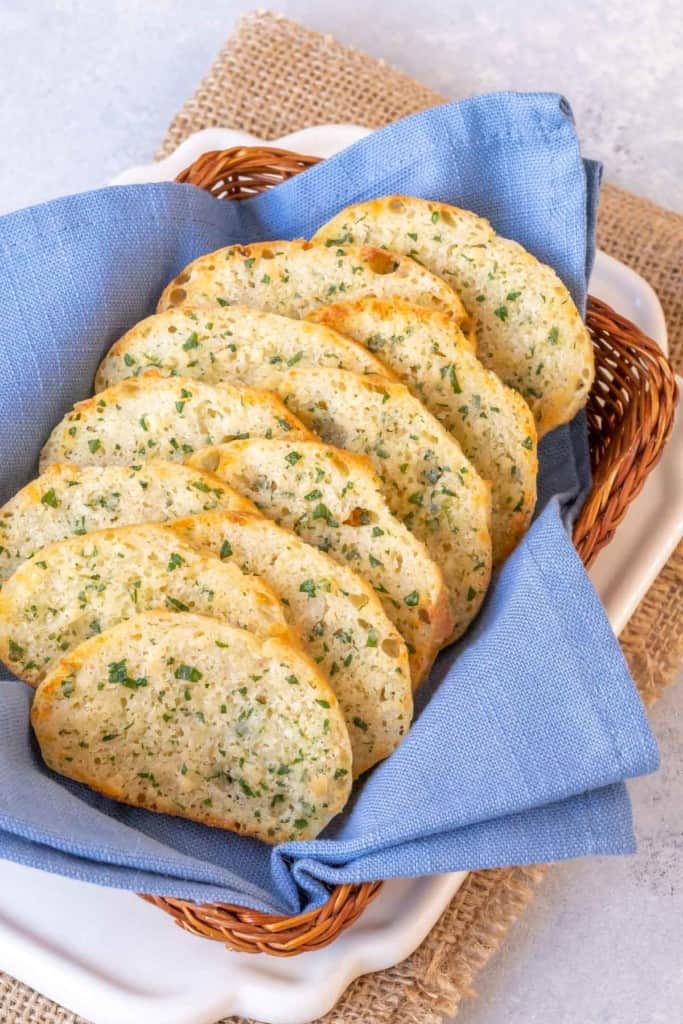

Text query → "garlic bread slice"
[0,523,290,686]
[0,461,255,584]
[32,611,352,843]
[40,373,313,471]
[156,240,469,329]
[95,305,389,392]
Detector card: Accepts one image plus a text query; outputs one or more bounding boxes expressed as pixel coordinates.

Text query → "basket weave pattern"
[141,147,678,956]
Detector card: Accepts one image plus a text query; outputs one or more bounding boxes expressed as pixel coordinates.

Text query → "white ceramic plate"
[0,859,466,1024]
[0,126,679,1024]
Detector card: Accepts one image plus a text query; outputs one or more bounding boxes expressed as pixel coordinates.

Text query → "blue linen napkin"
[0,93,658,914]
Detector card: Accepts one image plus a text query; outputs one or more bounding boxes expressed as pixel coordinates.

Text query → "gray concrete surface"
[0,3,681,1022]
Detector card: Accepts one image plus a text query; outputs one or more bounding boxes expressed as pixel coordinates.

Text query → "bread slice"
[31,611,352,843]
[309,298,537,563]
[156,240,470,329]
[39,373,313,471]
[0,461,256,584]
[95,305,390,392]
[172,510,412,776]
[313,197,595,437]
[0,523,292,687]
[259,369,492,641]
[187,440,453,685]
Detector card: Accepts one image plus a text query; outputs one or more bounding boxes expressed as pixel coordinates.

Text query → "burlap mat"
[2,11,680,1024]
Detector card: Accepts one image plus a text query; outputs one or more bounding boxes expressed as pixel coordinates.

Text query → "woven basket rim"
[135,145,681,955]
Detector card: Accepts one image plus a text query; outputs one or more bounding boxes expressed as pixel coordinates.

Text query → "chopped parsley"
[108,660,148,689]
[324,232,352,247]
[40,488,59,508]
[174,664,203,682]
[8,638,25,661]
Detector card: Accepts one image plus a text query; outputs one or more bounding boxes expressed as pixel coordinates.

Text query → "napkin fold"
[0,93,657,913]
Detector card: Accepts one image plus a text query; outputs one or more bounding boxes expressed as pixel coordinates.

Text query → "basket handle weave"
[140,146,680,956]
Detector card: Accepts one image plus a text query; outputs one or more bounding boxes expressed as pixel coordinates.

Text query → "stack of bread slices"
[0,197,593,844]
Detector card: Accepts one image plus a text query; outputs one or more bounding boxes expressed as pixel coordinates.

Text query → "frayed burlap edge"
[2,11,680,1024]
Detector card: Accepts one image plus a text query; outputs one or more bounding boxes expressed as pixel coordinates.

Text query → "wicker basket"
[142,146,679,956]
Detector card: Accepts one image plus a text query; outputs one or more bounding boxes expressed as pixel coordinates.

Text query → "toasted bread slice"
[309,298,537,562]
[172,510,412,775]
[95,305,389,392]
[313,197,595,436]
[260,368,492,641]
[0,523,291,687]
[39,373,313,471]
[187,440,453,685]
[31,611,352,843]
[156,240,470,329]
[0,461,256,584]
